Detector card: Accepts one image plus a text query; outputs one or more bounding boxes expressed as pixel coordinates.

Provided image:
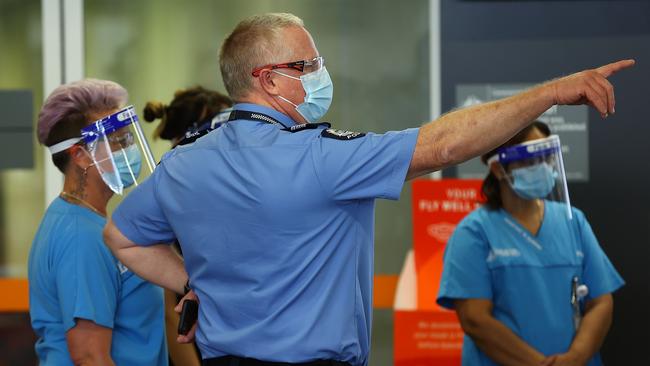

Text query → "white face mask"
[274,67,334,123]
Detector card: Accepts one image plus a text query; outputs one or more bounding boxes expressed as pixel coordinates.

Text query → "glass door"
[0,0,45,363]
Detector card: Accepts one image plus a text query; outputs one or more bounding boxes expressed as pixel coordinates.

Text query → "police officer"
[103,13,633,366]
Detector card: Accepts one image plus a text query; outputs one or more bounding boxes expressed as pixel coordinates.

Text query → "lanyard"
[228,110,330,133]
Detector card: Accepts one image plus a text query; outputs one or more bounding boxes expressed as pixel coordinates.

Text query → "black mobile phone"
[177,299,198,335]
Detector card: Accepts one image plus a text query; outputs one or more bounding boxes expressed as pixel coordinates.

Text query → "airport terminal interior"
[0,0,648,365]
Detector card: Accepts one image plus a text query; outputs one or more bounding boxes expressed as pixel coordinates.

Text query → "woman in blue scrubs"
[28,79,167,365]
[437,121,623,366]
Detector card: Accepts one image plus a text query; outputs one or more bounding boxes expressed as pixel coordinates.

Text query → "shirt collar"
[232,103,298,128]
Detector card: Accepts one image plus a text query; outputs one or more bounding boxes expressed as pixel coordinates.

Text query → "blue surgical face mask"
[509,162,557,200]
[110,144,142,188]
[275,66,334,123]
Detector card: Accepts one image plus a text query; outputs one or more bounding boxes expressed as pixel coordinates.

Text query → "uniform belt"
[202,356,351,366]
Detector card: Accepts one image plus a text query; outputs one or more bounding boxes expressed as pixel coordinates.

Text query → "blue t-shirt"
[28,197,168,366]
[437,201,624,366]
[112,103,419,365]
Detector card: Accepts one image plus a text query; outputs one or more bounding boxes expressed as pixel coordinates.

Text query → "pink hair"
[37,78,128,144]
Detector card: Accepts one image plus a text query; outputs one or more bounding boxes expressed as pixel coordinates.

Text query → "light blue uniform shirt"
[437,201,624,366]
[28,197,168,366]
[113,103,419,365]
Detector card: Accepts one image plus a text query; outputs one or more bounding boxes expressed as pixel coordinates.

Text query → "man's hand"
[175,290,199,344]
[407,58,635,179]
[548,59,635,118]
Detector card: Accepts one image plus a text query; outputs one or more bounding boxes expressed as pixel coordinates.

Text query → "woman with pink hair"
[28,79,168,365]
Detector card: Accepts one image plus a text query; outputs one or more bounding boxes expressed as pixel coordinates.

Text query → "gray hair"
[219,13,304,101]
[37,78,128,145]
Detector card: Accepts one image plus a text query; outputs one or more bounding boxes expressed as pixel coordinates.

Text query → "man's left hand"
[175,290,199,344]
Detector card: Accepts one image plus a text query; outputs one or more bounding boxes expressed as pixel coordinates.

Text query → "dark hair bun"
[143,101,166,122]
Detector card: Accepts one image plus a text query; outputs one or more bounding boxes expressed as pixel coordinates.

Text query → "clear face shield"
[488,135,573,219]
[81,105,156,195]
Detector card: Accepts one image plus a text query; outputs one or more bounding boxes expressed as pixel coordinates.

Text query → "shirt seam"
[152,166,174,236]
[382,130,419,199]
[113,168,172,245]
[67,215,115,331]
[68,214,81,332]
[167,136,319,159]
[440,222,494,306]
[113,207,148,245]
[309,136,332,200]
[352,224,361,359]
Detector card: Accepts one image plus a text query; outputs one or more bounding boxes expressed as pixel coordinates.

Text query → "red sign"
[394,179,483,366]
[412,179,483,310]
[394,311,464,366]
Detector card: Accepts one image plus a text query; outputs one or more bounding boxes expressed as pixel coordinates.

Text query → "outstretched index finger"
[596,59,635,78]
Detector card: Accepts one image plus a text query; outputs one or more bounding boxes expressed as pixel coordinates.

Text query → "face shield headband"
[82,105,135,143]
[487,135,573,220]
[488,135,560,165]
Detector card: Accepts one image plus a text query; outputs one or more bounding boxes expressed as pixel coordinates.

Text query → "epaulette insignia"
[321,128,366,140]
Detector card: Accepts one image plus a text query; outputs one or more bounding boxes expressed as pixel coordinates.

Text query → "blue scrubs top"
[112,103,419,365]
[437,201,624,366]
[28,197,168,366]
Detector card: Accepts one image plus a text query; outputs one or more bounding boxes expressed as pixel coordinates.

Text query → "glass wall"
[85,1,429,363]
[0,0,43,363]
[0,0,44,277]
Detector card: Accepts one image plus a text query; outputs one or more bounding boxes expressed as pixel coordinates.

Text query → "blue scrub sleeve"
[575,209,624,300]
[112,169,176,246]
[437,216,493,309]
[312,128,419,201]
[56,225,119,331]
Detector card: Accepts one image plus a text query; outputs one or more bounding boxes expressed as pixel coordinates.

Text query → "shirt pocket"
[485,237,582,271]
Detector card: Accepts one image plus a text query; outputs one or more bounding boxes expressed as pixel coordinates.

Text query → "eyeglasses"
[251,56,324,77]
[107,131,135,150]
